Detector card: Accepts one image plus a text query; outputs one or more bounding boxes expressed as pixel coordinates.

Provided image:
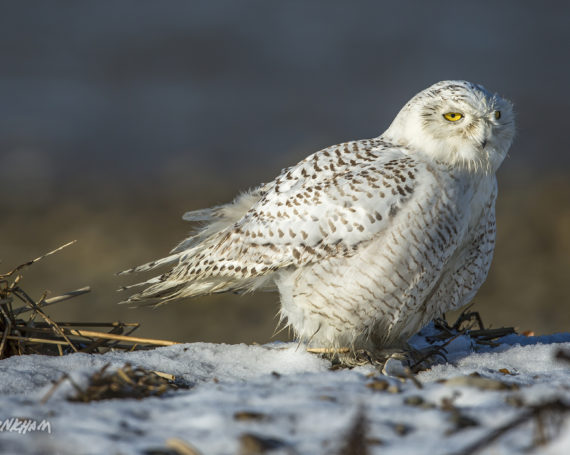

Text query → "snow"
[0,328,569,455]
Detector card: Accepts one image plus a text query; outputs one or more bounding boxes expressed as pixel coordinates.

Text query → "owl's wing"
[234,150,421,265]
[123,146,462,304]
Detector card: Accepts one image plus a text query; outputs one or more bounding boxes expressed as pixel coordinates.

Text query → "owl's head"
[384,80,515,174]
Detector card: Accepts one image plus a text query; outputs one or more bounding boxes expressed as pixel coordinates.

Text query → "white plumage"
[120,80,515,353]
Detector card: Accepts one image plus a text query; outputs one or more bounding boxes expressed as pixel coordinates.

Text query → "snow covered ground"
[0,327,569,455]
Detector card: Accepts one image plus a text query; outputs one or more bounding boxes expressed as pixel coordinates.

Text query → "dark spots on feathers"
[328,220,337,233]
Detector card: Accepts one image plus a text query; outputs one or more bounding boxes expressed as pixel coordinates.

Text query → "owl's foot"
[378,345,448,376]
[307,346,409,370]
[307,344,447,373]
[306,347,372,368]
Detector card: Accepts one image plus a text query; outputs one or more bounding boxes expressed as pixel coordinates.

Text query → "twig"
[11,327,177,347]
[31,321,139,328]
[1,244,178,358]
[14,288,78,352]
[307,347,351,354]
[77,324,124,353]
[116,368,136,386]
[0,298,16,327]
[63,363,183,403]
[402,367,423,389]
[336,408,369,455]
[0,241,77,279]
[6,335,72,345]
[165,438,203,455]
[62,329,177,346]
[452,304,484,331]
[451,399,570,455]
[0,317,10,358]
[41,374,70,404]
[12,286,91,315]
[467,327,516,340]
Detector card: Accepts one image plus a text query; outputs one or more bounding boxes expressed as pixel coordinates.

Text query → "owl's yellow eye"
[494,110,501,120]
[443,112,463,122]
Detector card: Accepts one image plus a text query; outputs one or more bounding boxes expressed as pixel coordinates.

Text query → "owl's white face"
[384,80,515,173]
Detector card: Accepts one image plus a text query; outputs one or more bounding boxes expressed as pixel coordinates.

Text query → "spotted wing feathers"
[120,139,431,305]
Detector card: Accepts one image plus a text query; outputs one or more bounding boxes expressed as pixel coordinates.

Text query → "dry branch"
[307,347,350,354]
[40,362,189,404]
[451,399,570,455]
[12,286,91,315]
[0,240,77,279]
[430,307,517,347]
[0,241,180,359]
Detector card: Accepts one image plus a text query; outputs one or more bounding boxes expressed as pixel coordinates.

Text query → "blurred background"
[1,1,569,343]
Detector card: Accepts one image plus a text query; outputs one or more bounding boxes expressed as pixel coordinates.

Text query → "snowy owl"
[121,80,514,354]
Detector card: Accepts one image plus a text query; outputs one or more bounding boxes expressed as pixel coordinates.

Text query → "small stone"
[403,395,424,406]
[387,384,401,394]
[239,433,286,455]
[393,423,412,436]
[449,413,479,429]
[505,395,525,407]
[444,375,518,391]
[233,411,267,422]
[365,437,384,446]
[366,379,390,391]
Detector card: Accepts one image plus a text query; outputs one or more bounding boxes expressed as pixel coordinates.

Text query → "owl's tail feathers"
[181,188,262,222]
[118,188,267,306]
[118,279,187,307]
[119,274,272,307]
[181,207,219,222]
[172,189,264,254]
[116,252,182,276]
